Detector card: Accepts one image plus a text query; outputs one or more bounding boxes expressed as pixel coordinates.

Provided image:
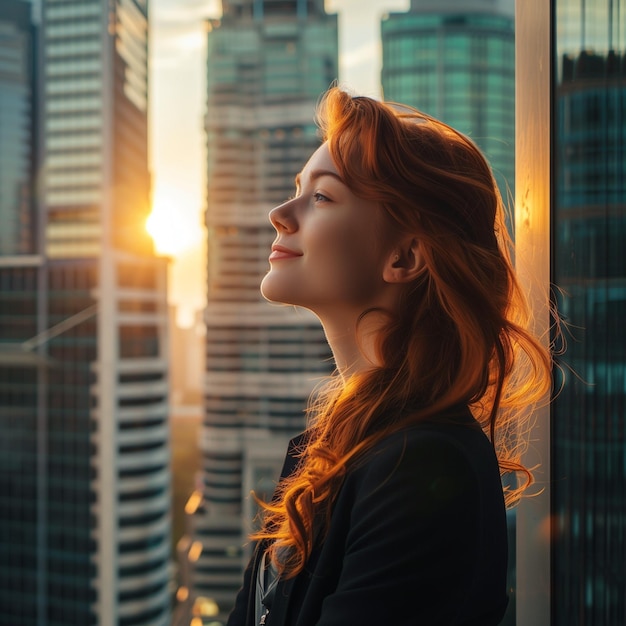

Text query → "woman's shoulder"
[371,403,489,454]
[349,405,500,498]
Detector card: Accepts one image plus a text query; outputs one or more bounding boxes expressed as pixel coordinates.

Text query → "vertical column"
[36,262,48,626]
[514,1,552,625]
[96,1,117,623]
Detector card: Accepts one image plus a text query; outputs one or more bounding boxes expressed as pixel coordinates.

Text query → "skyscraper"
[515,1,625,624]
[381,0,515,208]
[0,2,43,623]
[551,2,625,622]
[0,0,172,624]
[177,0,338,621]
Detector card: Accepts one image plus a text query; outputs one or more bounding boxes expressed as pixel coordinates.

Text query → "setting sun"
[146,188,203,257]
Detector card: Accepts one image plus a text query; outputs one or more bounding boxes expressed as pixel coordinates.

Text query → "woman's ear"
[383,237,423,283]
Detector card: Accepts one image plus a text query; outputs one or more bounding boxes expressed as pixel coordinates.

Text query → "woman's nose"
[269,199,297,232]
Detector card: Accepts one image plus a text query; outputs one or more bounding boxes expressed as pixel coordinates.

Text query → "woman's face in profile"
[260,142,399,321]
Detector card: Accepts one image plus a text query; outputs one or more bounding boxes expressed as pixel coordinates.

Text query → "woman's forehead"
[295,143,341,187]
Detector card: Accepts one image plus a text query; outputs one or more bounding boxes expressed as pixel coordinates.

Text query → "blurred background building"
[0,0,36,255]
[381,0,515,215]
[551,0,625,622]
[175,0,338,622]
[0,1,43,621]
[0,0,172,624]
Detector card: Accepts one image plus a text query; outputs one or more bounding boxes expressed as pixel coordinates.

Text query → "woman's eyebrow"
[294,169,345,188]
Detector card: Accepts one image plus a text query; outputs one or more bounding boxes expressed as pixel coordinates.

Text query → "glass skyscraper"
[1,1,172,624]
[176,0,337,622]
[515,1,625,624]
[381,0,515,210]
[0,1,42,623]
[552,0,625,622]
[0,0,36,255]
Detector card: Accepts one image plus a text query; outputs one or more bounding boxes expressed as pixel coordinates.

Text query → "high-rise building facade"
[0,1,43,623]
[551,1,625,622]
[516,1,625,624]
[0,0,172,624]
[177,0,338,622]
[381,0,515,208]
[0,0,37,256]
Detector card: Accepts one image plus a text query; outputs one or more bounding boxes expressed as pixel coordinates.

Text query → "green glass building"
[381,0,515,212]
[552,1,626,622]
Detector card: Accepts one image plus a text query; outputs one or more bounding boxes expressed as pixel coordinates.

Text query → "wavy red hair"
[252,87,552,579]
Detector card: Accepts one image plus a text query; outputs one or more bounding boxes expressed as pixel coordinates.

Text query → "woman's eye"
[313,192,330,203]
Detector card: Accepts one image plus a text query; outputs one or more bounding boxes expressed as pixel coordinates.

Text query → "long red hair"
[252,87,552,578]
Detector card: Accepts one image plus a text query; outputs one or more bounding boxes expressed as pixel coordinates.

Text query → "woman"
[227,87,552,626]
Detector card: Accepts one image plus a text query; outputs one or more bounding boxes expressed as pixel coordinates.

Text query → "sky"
[149,0,409,327]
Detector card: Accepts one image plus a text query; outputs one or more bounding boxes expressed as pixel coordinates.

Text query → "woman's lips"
[269,245,302,261]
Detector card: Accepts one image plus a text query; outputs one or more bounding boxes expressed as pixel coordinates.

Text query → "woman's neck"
[321,311,388,380]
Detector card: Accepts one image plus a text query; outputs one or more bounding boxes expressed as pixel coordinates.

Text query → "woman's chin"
[260,274,291,305]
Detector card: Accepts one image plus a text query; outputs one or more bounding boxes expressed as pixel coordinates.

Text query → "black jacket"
[228,407,509,625]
